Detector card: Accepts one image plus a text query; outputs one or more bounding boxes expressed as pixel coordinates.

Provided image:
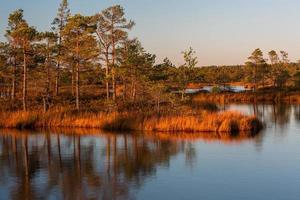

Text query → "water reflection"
[294,105,300,122]
[0,129,260,200]
[1,104,300,200]
[226,103,300,128]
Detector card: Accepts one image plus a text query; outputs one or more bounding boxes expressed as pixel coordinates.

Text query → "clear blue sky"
[1,0,300,66]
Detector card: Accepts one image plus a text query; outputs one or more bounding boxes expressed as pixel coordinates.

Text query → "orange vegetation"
[143,111,262,134]
[0,109,263,135]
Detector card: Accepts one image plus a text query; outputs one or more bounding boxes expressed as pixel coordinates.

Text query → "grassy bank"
[193,91,300,104]
[0,109,263,135]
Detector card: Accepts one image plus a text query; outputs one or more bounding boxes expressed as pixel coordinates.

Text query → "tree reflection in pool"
[1,103,300,200]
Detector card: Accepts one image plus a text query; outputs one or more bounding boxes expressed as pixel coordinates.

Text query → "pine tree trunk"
[22,47,27,111]
[112,68,116,101]
[11,60,16,100]
[131,80,136,101]
[72,64,75,96]
[111,23,117,102]
[76,62,80,110]
[44,48,51,112]
[55,34,62,96]
[43,96,47,113]
[105,49,110,100]
[46,61,51,96]
[181,90,185,101]
[75,35,80,110]
[55,61,60,96]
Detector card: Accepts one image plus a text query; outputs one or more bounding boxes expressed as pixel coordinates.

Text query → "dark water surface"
[1,104,300,200]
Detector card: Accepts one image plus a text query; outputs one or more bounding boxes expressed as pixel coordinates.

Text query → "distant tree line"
[194,48,300,90]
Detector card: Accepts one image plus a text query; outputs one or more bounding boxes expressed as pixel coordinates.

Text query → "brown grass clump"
[0,109,263,135]
[1,111,39,129]
[218,119,239,133]
[143,111,262,135]
[0,109,112,129]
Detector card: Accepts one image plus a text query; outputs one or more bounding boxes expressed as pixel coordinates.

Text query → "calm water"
[1,104,300,200]
[184,85,249,94]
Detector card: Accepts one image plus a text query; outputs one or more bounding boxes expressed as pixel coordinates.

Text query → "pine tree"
[6,9,25,100]
[246,48,266,91]
[52,0,70,96]
[118,39,155,101]
[38,32,57,111]
[62,14,98,110]
[94,5,134,101]
[177,47,198,100]
[7,9,37,111]
[0,42,11,99]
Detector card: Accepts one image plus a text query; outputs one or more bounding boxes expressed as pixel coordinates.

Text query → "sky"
[1,0,300,66]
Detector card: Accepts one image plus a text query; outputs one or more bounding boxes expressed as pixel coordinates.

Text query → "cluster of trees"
[192,48,300,90]
[194,65,244,85]
[0,0,200,111]
[1,0,300,112]
[245,48,296,91]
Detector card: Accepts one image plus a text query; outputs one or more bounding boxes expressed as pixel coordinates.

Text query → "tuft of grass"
[1,111,39,129]
[142,111,262,134]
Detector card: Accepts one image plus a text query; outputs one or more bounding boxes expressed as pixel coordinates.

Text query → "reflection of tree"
[184,142,197,168]
[270,103,291,130]
[0,129,261,199]
[112,136,180,185]
[250,103,291,130]
[294,105,300,122]
[0,131,186,200]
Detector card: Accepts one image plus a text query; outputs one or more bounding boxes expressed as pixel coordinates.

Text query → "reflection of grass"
[0,109,262,135]
[0,128,258,145]
[145,132,259,144]
[143,111,262,134]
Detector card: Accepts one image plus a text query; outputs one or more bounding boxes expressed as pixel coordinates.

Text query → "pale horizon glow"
[1,0,300,66]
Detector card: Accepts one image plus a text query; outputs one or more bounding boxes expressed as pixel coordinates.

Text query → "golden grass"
[1,112,120,129]
[143,111,262,134]
[0,108,138,130]
[0,108,263,135]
